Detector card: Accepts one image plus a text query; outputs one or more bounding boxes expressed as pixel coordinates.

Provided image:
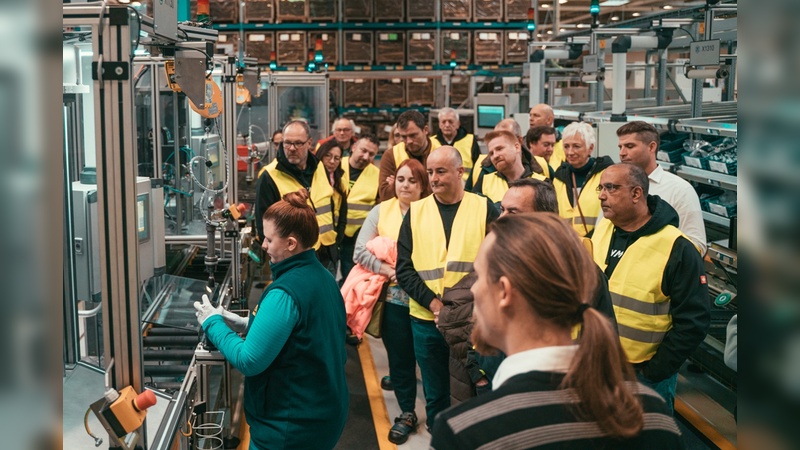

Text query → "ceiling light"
[611,16,619,20]
[547,30,553,34]
[537,33,543,38]
[632,12,640,17]
[541,3,550,8]
[559,28,566,32]
[559,0,568,3]
[577,23,588,28]
[599,0,629,5]
[663,5,673,9]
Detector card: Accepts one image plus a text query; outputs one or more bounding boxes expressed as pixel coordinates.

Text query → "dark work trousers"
[382,302,418,414]
[339,234,357,282]
[410,317,451,430]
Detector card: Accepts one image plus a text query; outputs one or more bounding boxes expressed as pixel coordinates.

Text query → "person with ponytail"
[430,213,681,450]
[194,189,348,450]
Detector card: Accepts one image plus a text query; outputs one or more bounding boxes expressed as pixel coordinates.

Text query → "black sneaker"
[380,376,394,391]
[388,411,417,444]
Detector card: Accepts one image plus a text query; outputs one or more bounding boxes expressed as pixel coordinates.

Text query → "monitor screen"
[137,193,150,243]
[477,105,505,128]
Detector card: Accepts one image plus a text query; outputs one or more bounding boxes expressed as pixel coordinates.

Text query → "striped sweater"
[430,371,682,450]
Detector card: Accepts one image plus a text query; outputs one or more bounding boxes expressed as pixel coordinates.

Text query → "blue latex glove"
[193,294,222,327]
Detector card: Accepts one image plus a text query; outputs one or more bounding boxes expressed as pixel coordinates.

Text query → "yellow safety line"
[357,338,398,450]
[675,398,737,450]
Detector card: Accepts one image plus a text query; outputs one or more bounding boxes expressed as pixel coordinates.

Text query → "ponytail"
[563,305,644,439]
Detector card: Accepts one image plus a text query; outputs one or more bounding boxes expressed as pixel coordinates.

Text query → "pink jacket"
[341,236,397,339]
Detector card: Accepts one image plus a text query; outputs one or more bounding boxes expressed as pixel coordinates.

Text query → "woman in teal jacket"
[194,189,349,450]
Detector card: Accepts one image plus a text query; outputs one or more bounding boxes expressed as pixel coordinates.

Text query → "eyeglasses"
[334,128,352,133]
[595,183,632,194]
[282,139,309,149]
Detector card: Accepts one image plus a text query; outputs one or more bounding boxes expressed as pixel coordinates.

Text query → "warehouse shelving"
[213,21,531,31]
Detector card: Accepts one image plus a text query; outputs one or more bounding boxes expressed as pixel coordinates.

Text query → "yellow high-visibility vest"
[549,140,566,170]
[480,170,549,203]
[377,197,404,240]
[533,155,551,178]
[592,218,684,363]
[451,134,476,181]
[342,157,380,237]
[265,160,337,248]
[408,192,487,320]
[471,154,488,186]
[553,169,606,237]
[392,137,442,168]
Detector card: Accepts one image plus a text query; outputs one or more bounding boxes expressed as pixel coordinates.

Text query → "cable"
[672,27,696,43]
[84,406,103,447]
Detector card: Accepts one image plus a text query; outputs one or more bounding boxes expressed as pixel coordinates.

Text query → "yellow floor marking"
[675,398,737,450]
[357,339,398,450]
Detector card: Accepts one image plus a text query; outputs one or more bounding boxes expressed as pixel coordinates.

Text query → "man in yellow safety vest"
[339,133,380,280]
[591,163,709,414]
[396,146,500,433]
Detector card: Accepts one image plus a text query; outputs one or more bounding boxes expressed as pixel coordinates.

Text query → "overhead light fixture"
[541,3,550,8]
[663,5,673,9]
[559,0,568,3]
[577,23,588,28]
[599,0,629,5]
[547,30,553,34]
[559,28,566,32]
[611,15,619,20]
[537,33,543,37]
[632,12,641,17]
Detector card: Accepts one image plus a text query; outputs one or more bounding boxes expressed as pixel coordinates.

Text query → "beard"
[470,319,501,356]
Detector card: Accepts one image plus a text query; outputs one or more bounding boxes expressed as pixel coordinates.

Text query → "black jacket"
[604,195,711,382]
[254,148,347,241]
[437,272,479,404]
[434,127,481,164]
[553,155,615,206]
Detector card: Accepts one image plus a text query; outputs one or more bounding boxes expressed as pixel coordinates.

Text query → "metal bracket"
[91,61,130,81]
[174,53,208,108]
[222,75,237,83]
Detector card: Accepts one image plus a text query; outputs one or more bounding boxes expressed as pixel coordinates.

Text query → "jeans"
[339,234,357,281]
[637,371,678,415]
[382,302,417,413]
[410,317,451,430]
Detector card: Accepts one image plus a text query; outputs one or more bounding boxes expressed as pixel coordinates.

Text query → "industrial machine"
[474,93,519,139]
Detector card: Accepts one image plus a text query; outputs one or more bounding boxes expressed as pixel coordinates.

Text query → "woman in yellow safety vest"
[352,159,431,445]
[316,140,348,274]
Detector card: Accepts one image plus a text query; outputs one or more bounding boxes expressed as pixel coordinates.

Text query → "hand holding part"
[221,309,249,333]
[194,294,222,326]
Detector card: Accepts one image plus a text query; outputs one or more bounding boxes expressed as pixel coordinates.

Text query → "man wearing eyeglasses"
[315,118,357,156]
[255,120,340,251]
[591,163,709,415]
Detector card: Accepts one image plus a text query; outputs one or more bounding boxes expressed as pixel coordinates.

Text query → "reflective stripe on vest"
[266,160,337,248]
[481,170,549,203]
[342,157,380,237]
[553,169,606,237]
[377,198,404,240]
[591,218,684,363]
[408,192,486,320]
[392,137,442,168]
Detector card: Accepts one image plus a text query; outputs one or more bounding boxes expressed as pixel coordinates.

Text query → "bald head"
[427,146,465,203]
[495,118,522,138]
[529,104,555,128]
[428,145,462,170]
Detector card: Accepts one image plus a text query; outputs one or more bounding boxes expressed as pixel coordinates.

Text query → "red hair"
[263,189,318,249]
[396,158,432,198]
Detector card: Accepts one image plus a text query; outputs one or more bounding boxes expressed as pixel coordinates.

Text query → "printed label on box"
[708,203,729,217]
[352,33,362,41]
[291,34,301,41]
[412,78,428,83]
[709,160,730,174]
[684,156,702,168]
[279,34,289,41]
[450,32,460,40]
